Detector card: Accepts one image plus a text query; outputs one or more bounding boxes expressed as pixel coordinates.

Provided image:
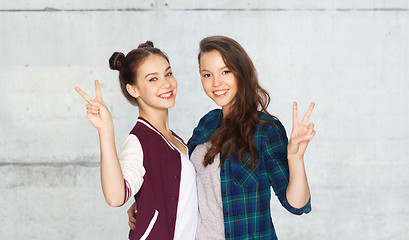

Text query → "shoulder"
[129,120,157,140]
[119,134,143,159]
[192,108,222,134]
[256,112,287,141]
[188,109,222,155]
[258,112,286,132]
[130,120,148,134]
[197,109,222,127]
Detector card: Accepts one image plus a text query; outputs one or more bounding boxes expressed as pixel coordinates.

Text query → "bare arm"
[75,80,125,207]
[286,102,316,208]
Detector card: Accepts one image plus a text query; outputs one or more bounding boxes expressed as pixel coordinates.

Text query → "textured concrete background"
[1,1,408,239]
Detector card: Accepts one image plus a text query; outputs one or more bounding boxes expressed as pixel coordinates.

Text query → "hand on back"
[75,80,114,131]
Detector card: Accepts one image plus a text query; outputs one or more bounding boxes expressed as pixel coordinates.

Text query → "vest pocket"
[140,209,159,240]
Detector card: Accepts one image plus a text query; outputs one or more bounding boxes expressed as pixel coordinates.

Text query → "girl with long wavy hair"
[187,35,315,239]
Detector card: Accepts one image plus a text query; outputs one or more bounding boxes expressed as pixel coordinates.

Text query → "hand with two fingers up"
[74,80,114,132]
[287,102,316,160]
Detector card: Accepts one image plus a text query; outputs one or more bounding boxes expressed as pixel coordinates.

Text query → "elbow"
[288,199,309,209]
[286,189,311,209]
[105,196,124,207]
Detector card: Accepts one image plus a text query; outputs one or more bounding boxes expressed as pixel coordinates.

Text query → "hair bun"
[138,41,154,49]
[109,52,125,71]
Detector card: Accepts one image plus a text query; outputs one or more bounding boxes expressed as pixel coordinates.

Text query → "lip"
[158,91,174,99]
[213,89,228,98]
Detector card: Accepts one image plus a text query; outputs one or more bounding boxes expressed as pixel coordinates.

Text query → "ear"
[126,84,140,99]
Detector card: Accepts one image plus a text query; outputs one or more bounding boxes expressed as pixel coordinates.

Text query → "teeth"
[214,90,227,96]
[160,92,172,98]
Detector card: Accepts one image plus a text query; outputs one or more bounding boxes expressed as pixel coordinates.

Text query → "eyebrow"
[200,66,228,73]
[145,66,171,78]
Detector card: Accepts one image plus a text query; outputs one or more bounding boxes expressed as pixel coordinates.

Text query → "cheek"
[201,79,211,92]
[200,79,207,90]
[228,76,238,89]
[171,78,177,88]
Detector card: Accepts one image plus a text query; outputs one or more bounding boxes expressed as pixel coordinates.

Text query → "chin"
[213,100,228,108]
[166,102,176,109]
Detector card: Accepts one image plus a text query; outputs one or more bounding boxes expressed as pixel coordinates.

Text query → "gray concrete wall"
[1,1,408,239]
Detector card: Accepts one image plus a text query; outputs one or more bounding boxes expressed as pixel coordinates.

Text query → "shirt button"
[222,191,226,195]
[225,212,229,217]
[174,175,179,180]
[169,218,174,223]
[172,196,177,201]
[226,233,231,237]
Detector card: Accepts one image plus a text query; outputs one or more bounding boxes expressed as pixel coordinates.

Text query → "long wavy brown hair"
[198,36,276,169]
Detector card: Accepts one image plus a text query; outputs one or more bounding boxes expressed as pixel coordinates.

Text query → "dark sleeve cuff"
[279,192,312,215]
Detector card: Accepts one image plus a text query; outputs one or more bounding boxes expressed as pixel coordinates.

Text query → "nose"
[161,76,172,88]
[212,75,221,87]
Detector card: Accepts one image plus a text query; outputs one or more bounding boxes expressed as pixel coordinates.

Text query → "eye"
[149,77,158,82]
[165,72,173,77]
[203,73,211,78]
[222,70,231,75]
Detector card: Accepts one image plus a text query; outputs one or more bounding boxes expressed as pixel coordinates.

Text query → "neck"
[138,107,170,134]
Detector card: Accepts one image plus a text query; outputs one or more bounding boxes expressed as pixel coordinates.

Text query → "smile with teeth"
[213,90,228,97]
[159,91,173,99]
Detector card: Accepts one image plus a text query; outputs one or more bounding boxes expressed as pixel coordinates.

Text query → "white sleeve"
[118,134,145,204]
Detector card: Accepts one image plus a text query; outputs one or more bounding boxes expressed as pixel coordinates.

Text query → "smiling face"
[199,50,238,114]
[128,54,177,111]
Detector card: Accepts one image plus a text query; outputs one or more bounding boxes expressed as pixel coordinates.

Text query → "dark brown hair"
[109,41,169,106]
[198,36,276,169]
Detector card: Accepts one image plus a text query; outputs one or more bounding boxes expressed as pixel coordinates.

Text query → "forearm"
[98,127,125,207]
[286,155,310,208]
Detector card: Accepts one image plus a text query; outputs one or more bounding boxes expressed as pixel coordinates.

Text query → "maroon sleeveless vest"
[128,117,183,240]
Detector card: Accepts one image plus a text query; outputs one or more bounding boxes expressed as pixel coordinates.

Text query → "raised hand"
[287,102,316,158]
[75,80,113,131]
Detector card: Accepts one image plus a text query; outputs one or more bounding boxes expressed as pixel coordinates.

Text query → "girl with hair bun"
[75,41,198,240]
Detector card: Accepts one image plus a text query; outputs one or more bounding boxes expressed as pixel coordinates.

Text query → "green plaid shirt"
[188,109,311,240]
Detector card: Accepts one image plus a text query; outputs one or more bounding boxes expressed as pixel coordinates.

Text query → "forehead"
[199,50,226,70]
[137,54,170,75]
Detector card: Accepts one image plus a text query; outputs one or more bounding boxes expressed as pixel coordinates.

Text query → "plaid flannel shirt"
[188,109,311,240]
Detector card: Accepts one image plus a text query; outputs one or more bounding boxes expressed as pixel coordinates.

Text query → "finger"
[128,210,136,221]
[127,206,136,216]
[87,109,99,115]
[307,130,316,141]
[292,102,299,125]
[128,221,135,230]
[306,123,315,135]
[86,104,98,109]
[306,123,315,133]
[86,104,99,111]
[301,102,315,125]
[74,86,93,104]
[89,100,104,109]
[95,80,102,99]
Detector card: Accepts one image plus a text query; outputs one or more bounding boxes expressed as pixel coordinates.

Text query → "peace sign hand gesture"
[75,80,114,131]
[287,102,316,159]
